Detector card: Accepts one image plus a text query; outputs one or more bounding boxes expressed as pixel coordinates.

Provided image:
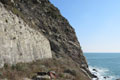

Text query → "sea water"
[84,53,120,80]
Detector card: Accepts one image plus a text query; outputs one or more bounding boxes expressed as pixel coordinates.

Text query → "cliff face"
[0,2,52,68]
[0,0,92,80]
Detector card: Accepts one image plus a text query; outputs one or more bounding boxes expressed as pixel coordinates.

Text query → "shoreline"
[89,66,119,80]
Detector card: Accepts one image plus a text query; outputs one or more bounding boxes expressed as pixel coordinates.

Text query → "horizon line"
[84,52,120,53]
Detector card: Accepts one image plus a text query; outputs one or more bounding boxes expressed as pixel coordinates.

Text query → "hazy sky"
[49,0,120,53]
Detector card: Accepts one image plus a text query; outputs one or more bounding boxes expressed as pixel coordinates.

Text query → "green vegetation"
[11,7,25,21]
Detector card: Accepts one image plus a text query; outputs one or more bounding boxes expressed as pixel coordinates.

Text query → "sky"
[49,0,120,53]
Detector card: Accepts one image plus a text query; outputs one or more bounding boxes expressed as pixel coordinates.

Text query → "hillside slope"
[0,0,93,80]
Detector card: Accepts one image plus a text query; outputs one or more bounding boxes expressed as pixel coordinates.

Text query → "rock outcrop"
[0,0,93,80]
[0,2,52,68]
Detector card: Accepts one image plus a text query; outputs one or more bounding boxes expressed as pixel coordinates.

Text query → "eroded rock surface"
[0,3,52,68]
[0,0,94,79]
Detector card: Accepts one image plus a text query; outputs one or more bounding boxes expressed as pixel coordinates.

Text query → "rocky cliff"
[0,2,52,68]
[0,0,93,80]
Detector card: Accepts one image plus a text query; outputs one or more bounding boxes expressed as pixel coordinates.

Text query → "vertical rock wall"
[0,3,52,68]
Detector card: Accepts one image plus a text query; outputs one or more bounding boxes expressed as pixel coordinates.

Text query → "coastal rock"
[0,0,93,79]
[104,76,110,79]
[0,2,52,67]
[93,69,98,72]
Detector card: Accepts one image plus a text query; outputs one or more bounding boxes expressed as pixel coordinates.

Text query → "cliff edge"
[0,0,93,80]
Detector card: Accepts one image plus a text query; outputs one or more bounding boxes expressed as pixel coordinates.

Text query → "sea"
[84,53,120,80]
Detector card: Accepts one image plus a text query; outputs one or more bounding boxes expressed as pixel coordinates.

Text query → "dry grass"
[0,58,90,80]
